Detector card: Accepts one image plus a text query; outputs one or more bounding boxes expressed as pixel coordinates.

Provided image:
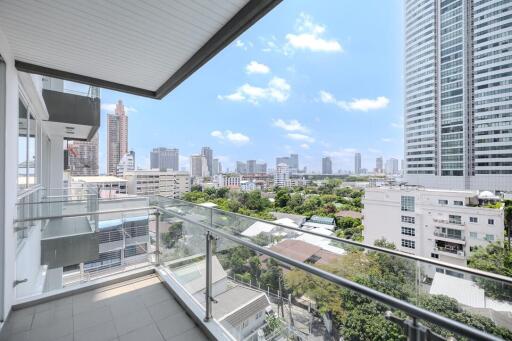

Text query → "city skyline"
[68,1,404,174]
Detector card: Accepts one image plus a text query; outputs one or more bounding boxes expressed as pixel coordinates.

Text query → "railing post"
[155,210,161,265]
[204,231,213,322]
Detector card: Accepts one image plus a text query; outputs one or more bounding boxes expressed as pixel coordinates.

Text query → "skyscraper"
[354,152,361,174]
[107,100,128,175]
[276,156,290,168]
[375,157,383,173]
[322,157,332,175]
[236,161,247,174]
[405,0,512,191]
[150,147,179,171]
[201,147,213,176]
[247,160,256,173]
[212,158,220,176]
[385,158,399,175]
[290,154,299,171]
[190,155,208,177]
[67,133,99,176]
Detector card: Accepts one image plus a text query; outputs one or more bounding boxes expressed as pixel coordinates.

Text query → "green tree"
[374,238,396,250]
[275,189,291,208]
[191,184,202,192]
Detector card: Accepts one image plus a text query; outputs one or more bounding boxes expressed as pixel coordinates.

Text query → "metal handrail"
[16,184,42,201]
[156,205,502,341]
[15,196,145,206]
[13,206,154,223]
[159,197,512,284]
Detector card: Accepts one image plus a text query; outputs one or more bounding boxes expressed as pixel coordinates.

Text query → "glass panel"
[17,100,28,190]
[28,113,36,187]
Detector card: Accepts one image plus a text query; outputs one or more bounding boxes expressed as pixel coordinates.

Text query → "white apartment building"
[71,176,127,198]
[116,151,135,177]
[274,163,290,187]
[240,180,256,192]
[363,187,504,266]
[124,170,190,198]
[404,0,512,191]
[214,174,241,189]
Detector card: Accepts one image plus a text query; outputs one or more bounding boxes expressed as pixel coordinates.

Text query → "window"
[401,239,415,249]
[470,217,478,223]
[449,215,461,224]
[401,196,415,212]
[431,253,439,259]
[470,232,478,239]
[241,319,249,329]
[488,219,494,225]
[256,311,263,320]
[454,200,463,206]
[401,216,415,224]
[438,199,448,205]
[401,226,416,236]
[484,234,494,242]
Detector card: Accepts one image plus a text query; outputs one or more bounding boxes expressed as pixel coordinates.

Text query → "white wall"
[0,25,19,321]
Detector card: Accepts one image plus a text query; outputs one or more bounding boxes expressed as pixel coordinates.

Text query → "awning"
[0,0,281,99]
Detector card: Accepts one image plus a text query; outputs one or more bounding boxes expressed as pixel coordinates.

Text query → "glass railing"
[152,196,512,341]
[12,192,512,340]
[13,195,153,299]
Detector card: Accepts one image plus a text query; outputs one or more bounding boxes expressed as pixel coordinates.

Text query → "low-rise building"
[124,170,190,198]
[214,174,242,189]
[240,180,256,192]
[363,187,504,266]
[71,175,127,198]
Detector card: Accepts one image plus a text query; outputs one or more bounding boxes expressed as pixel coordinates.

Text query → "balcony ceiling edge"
[11,0,282,100]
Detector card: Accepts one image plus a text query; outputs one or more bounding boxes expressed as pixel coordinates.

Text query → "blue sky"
[91,0,404,174]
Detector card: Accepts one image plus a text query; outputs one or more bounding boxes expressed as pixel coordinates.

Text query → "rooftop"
[71,176,127,183]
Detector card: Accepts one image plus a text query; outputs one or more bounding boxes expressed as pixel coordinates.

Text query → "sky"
[82,0,405,174]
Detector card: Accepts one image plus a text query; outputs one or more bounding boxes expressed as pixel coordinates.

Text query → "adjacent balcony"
[3,189,512,341]
[433,231,466,243]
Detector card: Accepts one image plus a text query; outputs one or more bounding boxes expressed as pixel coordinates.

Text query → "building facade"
[116,151,135,177]
[124,170,190,198]
[322,156,333,174]
[107,100,128,175]
[150,147,179,171]
[201,146,213,176]
[67,133,99,176]
[385,158,399,175]
[404,0,512,191]
[354,152,361,174]
[274,163,290,187]
[363,187,504,266]
[190,154,208,177]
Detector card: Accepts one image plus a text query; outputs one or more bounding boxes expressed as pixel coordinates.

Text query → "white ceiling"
[0,0,250,93]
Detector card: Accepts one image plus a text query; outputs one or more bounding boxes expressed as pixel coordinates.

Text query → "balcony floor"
[0,274,208,341]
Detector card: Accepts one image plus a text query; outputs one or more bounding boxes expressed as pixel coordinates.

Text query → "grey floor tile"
[119,323,164,341]
[156,313,196,341]
[147,298,184,322]
[32,304,72,329]
[74,320,118,341]
[74,305,113,332]
[113,308,153,336]
[26,318,73,341]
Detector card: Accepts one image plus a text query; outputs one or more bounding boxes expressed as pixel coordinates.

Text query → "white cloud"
[381,138,393,143]
[272,119,309,133]
[285,13,342,53]
[218,77,291,104]
[286,133,315,143]
[210,130,250,145]
[300,143,310,149]
[235,39,253,51]
[319,90,390,112]
[100,103,137,113]
[246,61,270,74]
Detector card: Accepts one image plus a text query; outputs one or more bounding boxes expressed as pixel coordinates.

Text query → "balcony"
[432,218,465,227]
[433,231,466,243]
[3,190,512,340]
